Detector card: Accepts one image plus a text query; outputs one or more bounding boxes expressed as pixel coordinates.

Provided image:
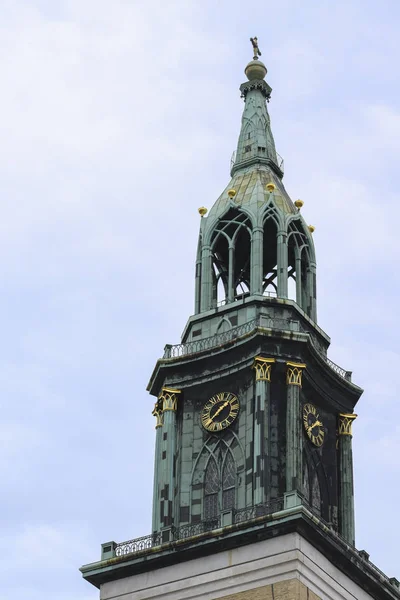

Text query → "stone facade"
[98,534,374,600]
[218,580,320,600]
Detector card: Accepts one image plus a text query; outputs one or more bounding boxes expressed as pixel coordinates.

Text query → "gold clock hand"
[212,400,230,419]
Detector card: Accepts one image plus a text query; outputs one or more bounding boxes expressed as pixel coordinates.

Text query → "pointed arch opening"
[262,215,278,297]
[311,472,322,516]
[302,459,310,502]
[287,234,297,302]
[210,208,252,307]
[234,225,251,301]
[287,220,317,319]
[222,451,236,510]
[204,457,220,520]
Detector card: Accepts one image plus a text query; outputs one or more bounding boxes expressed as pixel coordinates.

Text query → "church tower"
[81,41,400,600]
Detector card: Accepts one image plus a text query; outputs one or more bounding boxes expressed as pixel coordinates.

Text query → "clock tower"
[81,42,400,600]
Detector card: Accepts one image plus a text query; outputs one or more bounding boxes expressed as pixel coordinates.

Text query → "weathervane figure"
[250,37,262,60]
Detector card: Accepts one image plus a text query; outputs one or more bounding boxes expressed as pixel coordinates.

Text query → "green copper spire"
[231,41,282,178]
[192,42,317,320]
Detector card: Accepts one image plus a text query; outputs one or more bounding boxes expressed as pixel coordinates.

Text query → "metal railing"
[115,532,162,556]
[163,316,351,382]
[163,318,259,359]
[230,148,284,174]
[115,500,283,558]
[173,518,221,541]
[326,357,352,381]
[113,499,398,592]
[234,498,284,523]
[276,152,284,173]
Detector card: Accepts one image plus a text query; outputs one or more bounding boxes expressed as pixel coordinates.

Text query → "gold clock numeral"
[201,392,240,432]
[303,403,325,447]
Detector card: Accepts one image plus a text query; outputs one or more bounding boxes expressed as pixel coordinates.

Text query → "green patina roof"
[205,165,296,229]
[203,62,297,228]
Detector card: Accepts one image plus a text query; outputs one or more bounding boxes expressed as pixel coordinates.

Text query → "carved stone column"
[250,226,263,295]
[285,362,306,493]
[200,245,213,312]
[151,401,163,533]
[277,230,288,298]
[158,387,181,530]
[228,244,235,302]
[338,413,357,546]
[295,248,302,306]
[252,357,275,505]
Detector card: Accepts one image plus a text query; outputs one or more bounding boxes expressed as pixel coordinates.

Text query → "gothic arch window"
[287,220,316,319]
[202,448,238,520]
[311,473,322,516]
[210,209,252,307]
[222,451,235,510]
[302,461,310,502]
[216,317,232,334]
[204,457,220,520]
[262,215,278,296]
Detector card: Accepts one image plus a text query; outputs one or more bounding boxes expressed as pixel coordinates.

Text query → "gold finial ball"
[227,189,236,199]
[295,199,304,209]
[266,182,276,193]
[308,225,315,233]
[245,60,267,81]
[198,207,208,217]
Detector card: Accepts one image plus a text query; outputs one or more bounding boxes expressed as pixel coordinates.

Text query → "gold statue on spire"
[250,37,262,60]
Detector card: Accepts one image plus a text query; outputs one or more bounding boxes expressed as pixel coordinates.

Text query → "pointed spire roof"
[231,43,283,178]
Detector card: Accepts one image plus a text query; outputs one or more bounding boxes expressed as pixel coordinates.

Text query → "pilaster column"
[250,226,263,295]
[277,230,288,298]
[285,362,306,493]
[309,262,317,322]
[295,249,302,307]
[158,387,181,529]
[151,401,163,533]
[338,413,357,546]
[252,357,275,505]
[194,259,202,314]
[200,245,213,312]
[228,244,235,302]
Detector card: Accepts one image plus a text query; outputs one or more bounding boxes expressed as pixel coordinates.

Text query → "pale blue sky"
[0,1,399,598]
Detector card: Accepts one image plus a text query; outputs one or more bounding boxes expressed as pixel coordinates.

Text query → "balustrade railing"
[173,517,221,540]
[115,532,162,556]
[163,315,351,382]
[113,499,397,591]
[115,500,283,558]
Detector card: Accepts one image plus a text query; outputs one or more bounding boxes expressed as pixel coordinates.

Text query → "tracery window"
[204,458,219,519]
[311,473,321,516]
[222,452,235,510]
[203,451,237,518]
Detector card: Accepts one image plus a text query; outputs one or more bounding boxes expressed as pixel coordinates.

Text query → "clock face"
[201,392,239,432]
[303,403,325,447]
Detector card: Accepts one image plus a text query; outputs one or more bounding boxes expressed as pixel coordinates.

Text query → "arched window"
[311,473,321,516]
[222,452,235,510]
[302,462,310,502]
[203,451,237,519]
[204,458,220,519]
[262,215,278,295]
[210,209,252,307]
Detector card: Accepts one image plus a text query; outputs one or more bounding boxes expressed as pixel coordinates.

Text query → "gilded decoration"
[159,387,181,412]
[286,361,306,386]
[338,413,357,436]
[253,356,275,381]
[152,402,163,428]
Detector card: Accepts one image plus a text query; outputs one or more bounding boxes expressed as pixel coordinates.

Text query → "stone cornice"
[239,78,272,100]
